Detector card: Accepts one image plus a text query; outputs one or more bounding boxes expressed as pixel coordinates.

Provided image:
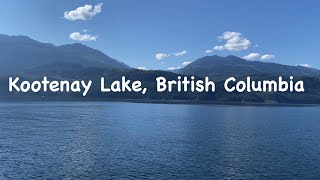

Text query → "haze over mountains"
[1,34,320,104]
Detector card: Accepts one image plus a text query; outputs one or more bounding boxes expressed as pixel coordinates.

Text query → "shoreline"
[0,96,319,107]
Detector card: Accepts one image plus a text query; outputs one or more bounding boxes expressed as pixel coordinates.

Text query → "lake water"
[0,102,320,179]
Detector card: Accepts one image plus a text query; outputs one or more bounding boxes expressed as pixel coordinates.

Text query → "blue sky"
[0,0,319,70]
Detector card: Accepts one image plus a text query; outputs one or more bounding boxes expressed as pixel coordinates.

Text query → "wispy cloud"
[64,3,103,21]
[242,53,275,61]
[155,53,171,60]
[205,49,213,54]
[155,50,188,60]
[260,54,275,60]
[242,53,260,60]
[137,67,149,70]
[182,61,192,66]
[69,32,97,41]
[213,31,251,51]
[167,67,181,71]
[174,50,188,56]
[297,64,311,68]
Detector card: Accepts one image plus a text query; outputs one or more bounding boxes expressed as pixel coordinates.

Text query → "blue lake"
[1,102,320,179]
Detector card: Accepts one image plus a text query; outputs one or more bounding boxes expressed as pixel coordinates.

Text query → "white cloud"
[167,67,181,71]
[137,67,149,70]
[213,31,251,51]
[69,32,97,41]
[242,53,275,60]
[156,50,188,60]
[242,53,261,60]
[205,49,214,54]
[174,50,188,56]
[213,45,225,51]
[260,54,275,60]
[297,64,311,68]
[155,53,170,60]
[64,3,103,21]
[182,61,192,66]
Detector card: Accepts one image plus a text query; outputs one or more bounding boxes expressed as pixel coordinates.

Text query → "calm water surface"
[0,102,320,179]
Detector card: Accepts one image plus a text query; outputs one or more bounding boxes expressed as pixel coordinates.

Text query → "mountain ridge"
[0,34,130,75]
[178,55,320,80]
[1,34,320,78]
[2,34,320,104]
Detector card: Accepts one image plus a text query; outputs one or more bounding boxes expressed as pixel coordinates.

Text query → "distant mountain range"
[0,34,129,75]
[178,55,320,80]
[1,34,320,104]
[1,34,319,78]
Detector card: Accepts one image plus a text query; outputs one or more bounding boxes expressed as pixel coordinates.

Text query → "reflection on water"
[0,102,320,179]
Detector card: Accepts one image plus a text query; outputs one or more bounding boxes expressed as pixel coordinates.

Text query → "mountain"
[178,55,320,79]
[2,35,320,104]
[0,34,130,75]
